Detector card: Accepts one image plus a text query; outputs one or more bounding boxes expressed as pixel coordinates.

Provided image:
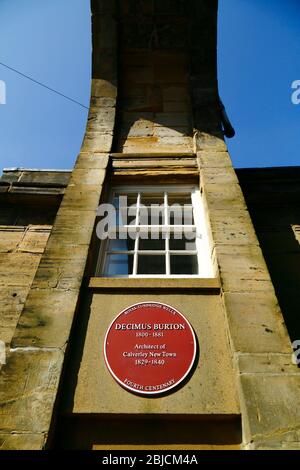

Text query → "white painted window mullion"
[164,191,170,276]
[132,193,141,276]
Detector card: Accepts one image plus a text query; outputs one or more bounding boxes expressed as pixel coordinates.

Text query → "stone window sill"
[88,277,220,291]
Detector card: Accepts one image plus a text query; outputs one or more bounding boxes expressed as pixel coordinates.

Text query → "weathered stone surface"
[202,183,247,211]
[239,373,300,449]
[50,210,98,246]
[237,353,296,374]
[11,289,79,348]
[200,166,238,185]
[75,153,109,169]
[69,169,106,186]
[19,171,70,186]
[86,108,115,133]
[60,185,103,211]
[195,132,227,151]
[18,226,51,254]
[0,433,46,450]
[0,287,28,344]
[0,253,41,288]
[197,151,233,169]
[209,210,258,246]
[81,132,113,152]
[0,349,64,433]
[91,79,117,99]
[223,292,291,354]
[31,244,89,290]
[0,227,24,253]
[216,245,273,292]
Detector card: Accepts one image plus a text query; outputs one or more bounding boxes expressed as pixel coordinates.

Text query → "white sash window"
[95,185,213,278]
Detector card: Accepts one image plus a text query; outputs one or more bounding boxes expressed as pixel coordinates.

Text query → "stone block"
[31,243,89,290]
[237,353,296,374]
[195,132,227,151]
[60,185,102,211]
[91,79,117,99]
[69,169,106,186]
[92,15,117,47]
[81,132,113,152]
[0,349,64,433]
[0,253,41,288]
[0,227,25,253]
[162,86,188,102]
[223,292,292,353]
[216,244,273,292]
[155,113,191,127]
[202,183,247,211]
[153,126,189,138]
[0,287,28,344]
[86,107,116,133]
[157,136,192,148]
[18,227,51,254]
[124,66,154,84]
[209,210,258,246]
[74,153,109,170]
[11,289,79,348]
[163,101,189,112]
[0,433,46,450]
[200,166,238,185]
[239,373,300,448]
[126,120,154,138]
[19,171,70,186]
[52,209,97,235]
[197,150,236,169]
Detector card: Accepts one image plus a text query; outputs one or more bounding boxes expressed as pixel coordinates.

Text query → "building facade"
[1,0,300,450]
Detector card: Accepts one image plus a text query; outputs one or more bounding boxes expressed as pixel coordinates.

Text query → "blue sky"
[218,0,300,167]
[0,0,299,170]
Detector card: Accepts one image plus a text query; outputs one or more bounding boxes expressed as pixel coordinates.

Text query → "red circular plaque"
[104,302,197,395]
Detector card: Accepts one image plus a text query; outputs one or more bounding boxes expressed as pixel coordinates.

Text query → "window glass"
[138,255,166,275]
[170,255,198,275]
[103,254,134,276]
[169,233,196,251]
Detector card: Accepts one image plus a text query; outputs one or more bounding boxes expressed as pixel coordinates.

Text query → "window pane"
[113,193,138,208]
[140,193,164,205]
[139,234,166,251]
[138,255,165,274]
[107,238,135,252]
[103,254,133,276]
[183,206,194,225]
[168,206,195,225]
[170,255,198,275]
[168,193,192,205]
[139,206,164,225]
[117,208,136,226]
[169,233,196,251]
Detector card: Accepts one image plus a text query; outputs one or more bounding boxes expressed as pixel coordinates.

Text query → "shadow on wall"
[111,0,222,154]
[238,168,300,343]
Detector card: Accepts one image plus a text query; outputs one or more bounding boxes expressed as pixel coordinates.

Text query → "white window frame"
[95,185,214,278]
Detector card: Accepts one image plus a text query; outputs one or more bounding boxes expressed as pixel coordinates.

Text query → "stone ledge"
[0,432,46,450]
[89,277,220,290]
